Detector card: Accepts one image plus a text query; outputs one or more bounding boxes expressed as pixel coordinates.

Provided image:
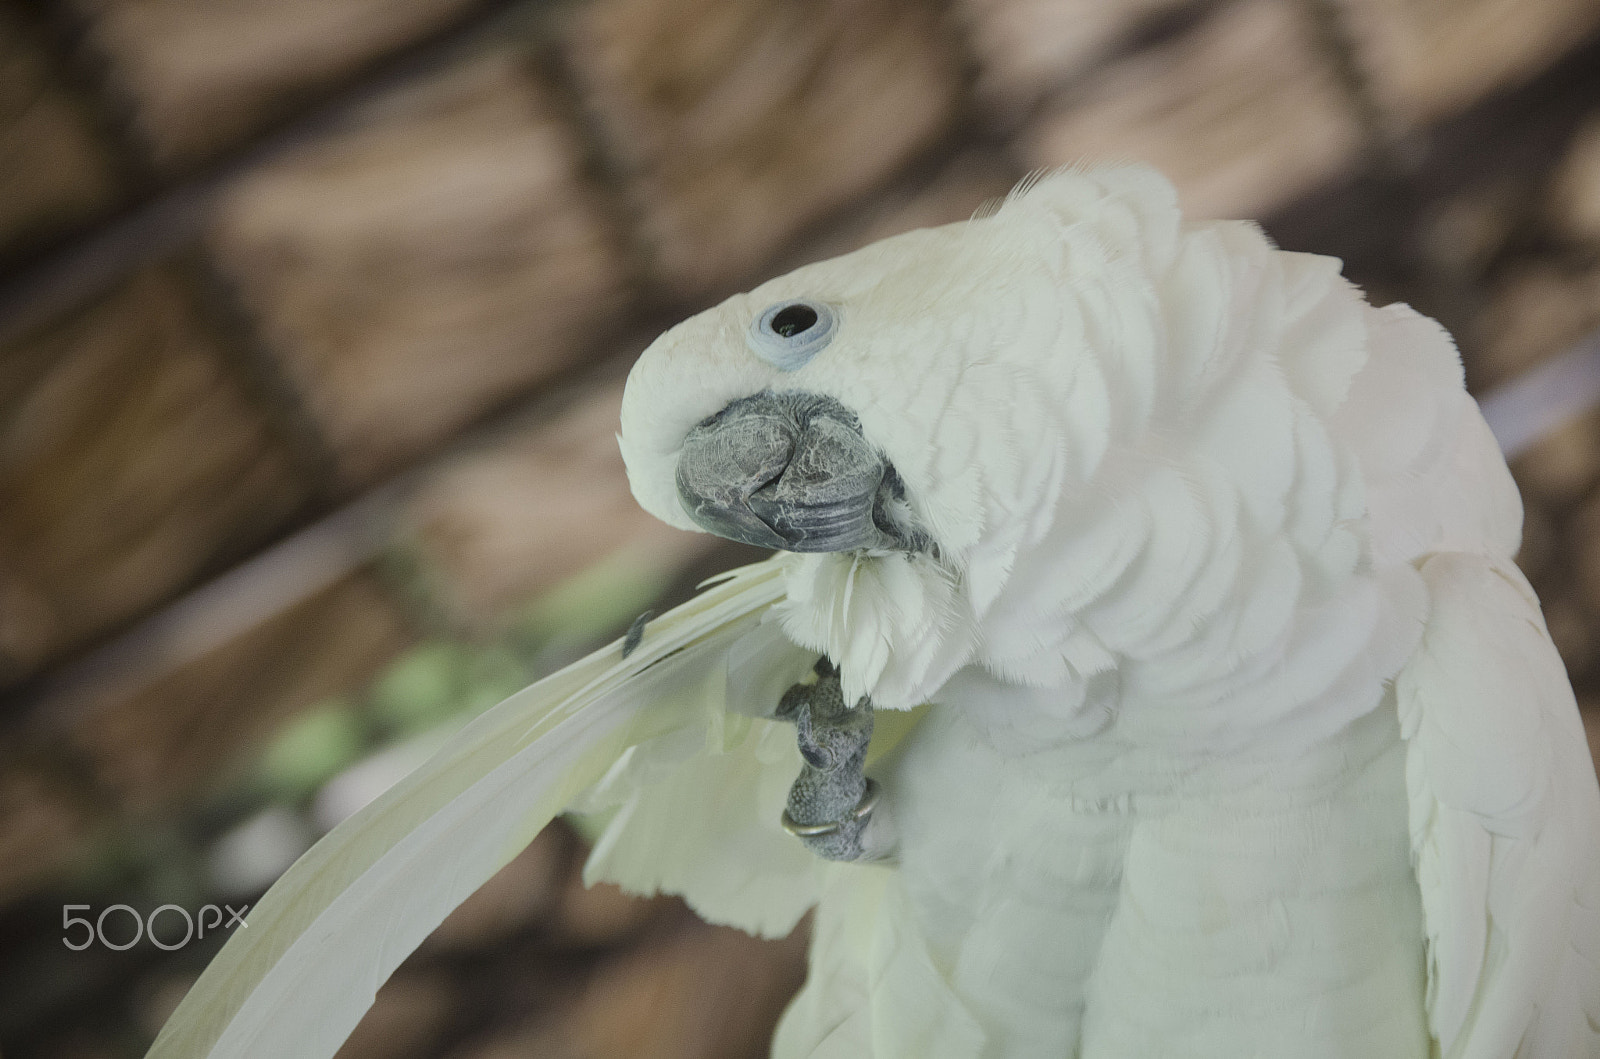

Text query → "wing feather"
[1399,553,1600,1059]
[148,559,790,1059]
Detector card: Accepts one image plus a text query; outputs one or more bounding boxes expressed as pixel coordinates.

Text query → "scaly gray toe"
[775,659,878,862]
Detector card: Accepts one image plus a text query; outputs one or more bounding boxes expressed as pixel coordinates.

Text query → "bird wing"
[148,557,811,1059]
[573,606,827,938]
[1399,552,1600,1059]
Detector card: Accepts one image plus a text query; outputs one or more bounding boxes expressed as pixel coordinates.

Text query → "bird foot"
[774,658,886,861]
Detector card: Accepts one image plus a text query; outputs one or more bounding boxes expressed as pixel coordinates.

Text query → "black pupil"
[770,304,818,338]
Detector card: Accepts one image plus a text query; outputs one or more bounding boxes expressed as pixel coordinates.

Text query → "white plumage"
[151,166,1600,1058]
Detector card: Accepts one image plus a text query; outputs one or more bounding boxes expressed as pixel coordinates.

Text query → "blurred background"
[2,0,1600,1055]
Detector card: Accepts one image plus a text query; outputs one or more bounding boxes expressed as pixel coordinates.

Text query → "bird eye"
[747,299,837,371]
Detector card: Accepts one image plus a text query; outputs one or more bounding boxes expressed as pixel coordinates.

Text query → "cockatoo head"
[621,166,1370,712]
[619,198,1080,562]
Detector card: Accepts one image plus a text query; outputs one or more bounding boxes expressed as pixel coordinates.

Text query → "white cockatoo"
[151,166,1600,1059]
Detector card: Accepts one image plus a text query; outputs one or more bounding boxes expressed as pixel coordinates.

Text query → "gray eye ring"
[747,299,838,371]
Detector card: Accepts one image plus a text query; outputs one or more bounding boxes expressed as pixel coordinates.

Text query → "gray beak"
[676,391,921,553]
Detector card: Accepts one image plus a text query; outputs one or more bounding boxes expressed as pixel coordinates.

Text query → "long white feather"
[147,560,789,1059]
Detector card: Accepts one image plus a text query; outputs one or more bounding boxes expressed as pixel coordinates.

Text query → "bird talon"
[774,659,882,861]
